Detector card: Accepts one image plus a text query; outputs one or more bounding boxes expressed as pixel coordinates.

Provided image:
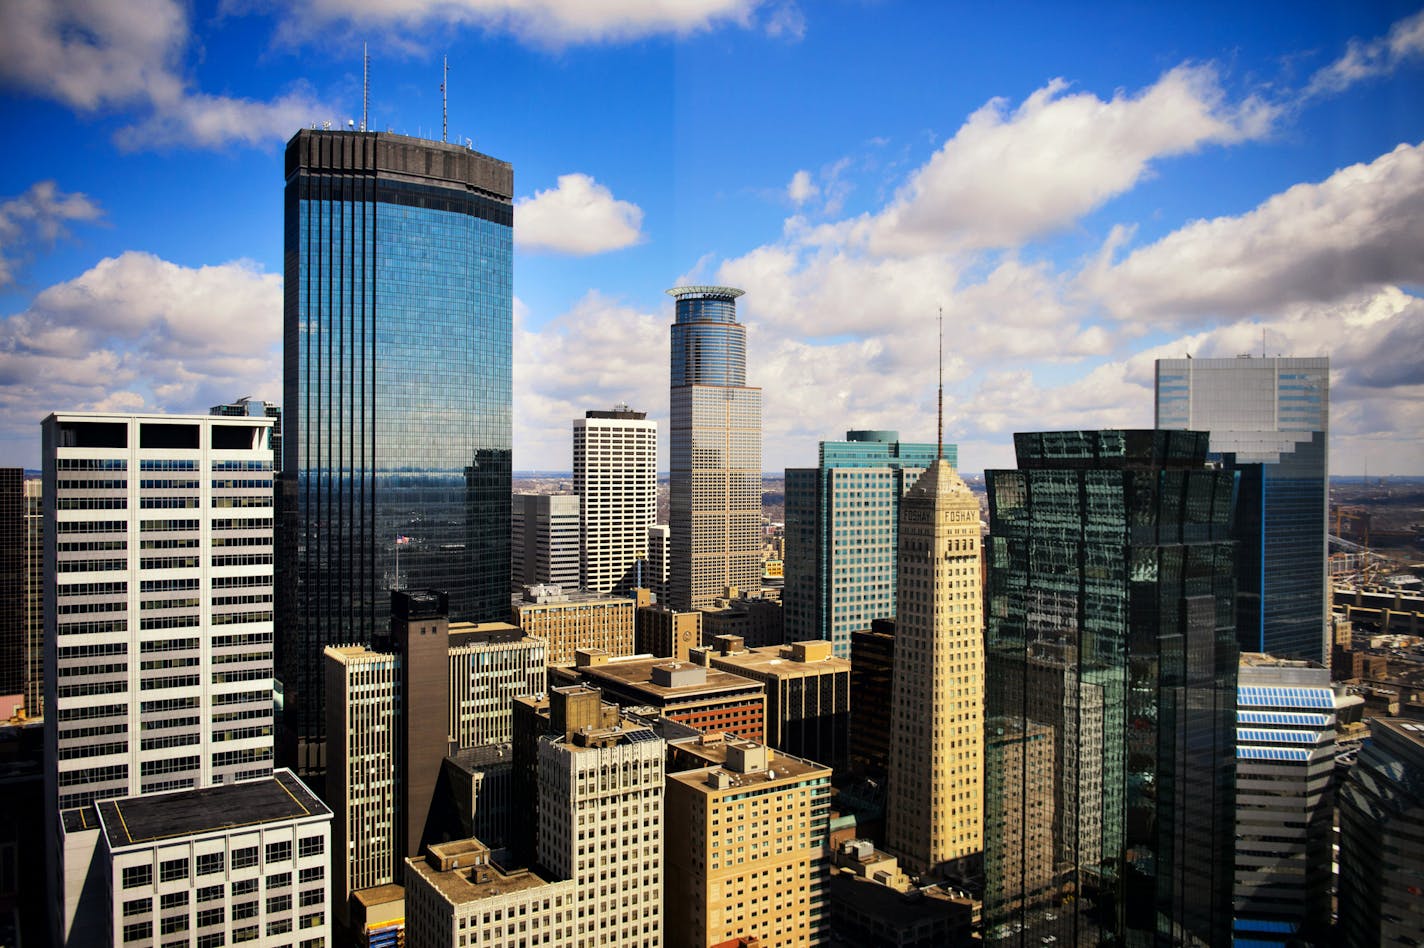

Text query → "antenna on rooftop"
[937,307,944,461]
[441,56,448,143]
[362,42,369,132]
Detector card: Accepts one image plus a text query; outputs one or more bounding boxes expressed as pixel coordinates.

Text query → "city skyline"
[0,3,1420,476]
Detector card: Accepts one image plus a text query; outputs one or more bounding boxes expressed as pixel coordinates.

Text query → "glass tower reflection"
[1155,356,1329,663]
[984,430,1238,947]
[281,130,513,778]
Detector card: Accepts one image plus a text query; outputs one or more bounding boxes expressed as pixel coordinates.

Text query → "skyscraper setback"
[884,454,984,876]
[1155,356,1329,663]
[667,285,762,611]
[280,129,514,777]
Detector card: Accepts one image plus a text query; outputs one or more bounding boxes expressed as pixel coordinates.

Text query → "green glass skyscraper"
[984,430,1238,947]
[281,130,513,778]
[783,431,947,657]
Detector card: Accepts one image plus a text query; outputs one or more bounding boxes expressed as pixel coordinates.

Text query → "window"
[197,907,225,928]
[298,865,324,883]
[123,865,153,889]
[123,898,150,917]
[197,885,224,903]
[297,836,324,858]
[196,852,224,876]
[233,926,260,943]
[160,858,189,882]
[231,847,259,870]
[267,894,292,915]
[267,918,293,937]
[160,892,189,910]
[233,901,258,920]
[299,911,324,929]
[299,889,323,907]
[266,872,291,890]
[197,935,226,948]
[160,915,190,935]
[232,879,258,896]
[265,840,291,863]
[123,921,153,943]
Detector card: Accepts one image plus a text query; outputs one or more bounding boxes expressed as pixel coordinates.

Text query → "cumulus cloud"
[0,0,328,150]
[852,65,1275,255]
[1083,141,1424,323]
[0,251,281,459]
[1306,8,1424,97]
[513,292,667,468]
[515,174,644,255]
[0,181,103,287]
[276,0,763,46]
[787,170,818,206]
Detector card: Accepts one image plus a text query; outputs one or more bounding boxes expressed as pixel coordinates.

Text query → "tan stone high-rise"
[885,458,984,875]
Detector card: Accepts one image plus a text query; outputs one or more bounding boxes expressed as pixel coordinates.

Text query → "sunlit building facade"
[667,286,761,611]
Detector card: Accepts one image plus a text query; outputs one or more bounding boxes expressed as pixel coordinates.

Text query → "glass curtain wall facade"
[1155,357,1328,663]
[667,286,761,611]
[984,430,1238,947]
[784,431,943,657]
[282,130,513,778]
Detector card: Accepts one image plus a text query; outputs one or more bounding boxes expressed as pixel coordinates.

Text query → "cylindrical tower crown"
[667,285,747,387]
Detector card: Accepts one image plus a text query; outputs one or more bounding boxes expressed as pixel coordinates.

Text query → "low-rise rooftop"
[96,769,328,849]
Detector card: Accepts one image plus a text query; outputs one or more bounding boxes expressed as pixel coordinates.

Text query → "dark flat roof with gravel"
[97,769,328,849]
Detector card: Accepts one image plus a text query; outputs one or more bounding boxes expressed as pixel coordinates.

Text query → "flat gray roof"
[97,769,328,849]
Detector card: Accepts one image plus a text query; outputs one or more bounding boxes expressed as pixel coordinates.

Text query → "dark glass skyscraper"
[984,430,1238,947]
[1155,356,1328,663]
[281,130,513,777]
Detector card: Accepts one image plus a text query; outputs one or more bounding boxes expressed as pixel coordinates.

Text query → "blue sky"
[1,0,1421,474]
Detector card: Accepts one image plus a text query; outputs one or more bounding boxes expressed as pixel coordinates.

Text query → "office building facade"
[42,412,277,814]
[512,585,635,665]
[667,285,761,611]
[849,619,895,780]
[885,457,984,876]
[574,406,657,594]
[984,430,1239,946]
[703,637,850,773]
[0,469,24,697]
[646,524,670,602]
[24,476,44,715]
[1337,716,1424,947]
[72,771,331,948]
[511,494,580,590]
[1156,356,1329,662]
[664,740,831,948]
[784,431,943,657]
[1233,654,1338,944]
[281,129,513,777]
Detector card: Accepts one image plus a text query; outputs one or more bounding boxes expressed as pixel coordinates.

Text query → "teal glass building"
[984,430,1238,947]
[783,431,946,657]
[1155,356,1329,664]
[280,130,513,777]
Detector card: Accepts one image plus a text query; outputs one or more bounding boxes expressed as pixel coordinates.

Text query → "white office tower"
[574,406,657,594]
[43,412,276,810]
[538,719,665,946]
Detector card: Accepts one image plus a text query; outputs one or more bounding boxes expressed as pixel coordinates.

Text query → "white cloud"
[1083,141,1424,323]
[0,181,103,287]
[853,65,1275,255]
[1306,9,1424,97]
[279,0,762,45]
[787,170,818,206]
[515,174,644,255]
[513,292,667,469]
[0,251,281,462]
[0,0,329,150]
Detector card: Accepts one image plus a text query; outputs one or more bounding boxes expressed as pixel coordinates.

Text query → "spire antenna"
[937,307,944,461]
[362,43,369,132]
[441,56,448,143]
